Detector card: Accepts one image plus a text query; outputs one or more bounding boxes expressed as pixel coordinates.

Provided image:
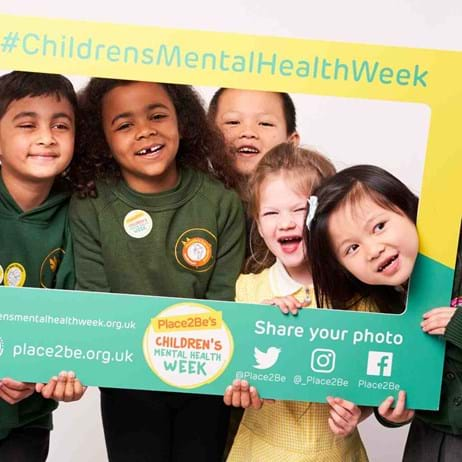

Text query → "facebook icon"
[366,351,393,377]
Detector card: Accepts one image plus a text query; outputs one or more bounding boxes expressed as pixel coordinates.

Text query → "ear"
[287,131,300,146]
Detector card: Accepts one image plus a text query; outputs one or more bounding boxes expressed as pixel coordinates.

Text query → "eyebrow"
[12,111,73,122]
[110,103,169,126]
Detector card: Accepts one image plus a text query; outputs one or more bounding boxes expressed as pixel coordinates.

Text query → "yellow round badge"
[0,264,3,285]
[5,263,26,287]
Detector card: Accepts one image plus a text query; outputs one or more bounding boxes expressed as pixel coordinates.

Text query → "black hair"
[309,164,418,314]
[0,71,78,118]
[208,88,297,135]
[72,78,239,196]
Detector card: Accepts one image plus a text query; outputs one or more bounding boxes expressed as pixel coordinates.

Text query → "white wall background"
[1,1,461,461]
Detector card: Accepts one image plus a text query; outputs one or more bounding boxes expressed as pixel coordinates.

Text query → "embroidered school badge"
[4,262,26,287]
[175,228,216,272]
[40,248,65,288]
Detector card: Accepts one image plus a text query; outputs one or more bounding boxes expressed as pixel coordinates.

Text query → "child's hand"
[35,371,87,402]
[0,378,35,404]
[326,397,371,437]
[421,307,457,335]
[224,379,272,409]
[262,295,306,315]
[378,390,414,424]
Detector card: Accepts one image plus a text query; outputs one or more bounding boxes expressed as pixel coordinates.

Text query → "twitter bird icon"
[253,346,281,370]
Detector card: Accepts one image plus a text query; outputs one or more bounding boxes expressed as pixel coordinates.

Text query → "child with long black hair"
[308,164,460,461]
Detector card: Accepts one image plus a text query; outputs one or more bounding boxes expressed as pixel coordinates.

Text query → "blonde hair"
[245,142,336,274]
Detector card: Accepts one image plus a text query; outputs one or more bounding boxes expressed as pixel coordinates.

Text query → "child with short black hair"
[208,88,299,181]
[0,70,85,462]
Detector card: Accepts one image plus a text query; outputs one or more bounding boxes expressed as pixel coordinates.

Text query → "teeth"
[136,145,162,156]
[279,237,301,244]
[238,146,259,154]
[378,255,398,272]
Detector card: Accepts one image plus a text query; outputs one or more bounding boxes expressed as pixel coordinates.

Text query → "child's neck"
[286,266,313,287]
[1,173,53,212]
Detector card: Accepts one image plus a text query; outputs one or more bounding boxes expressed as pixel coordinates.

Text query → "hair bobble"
[306,195,318,230]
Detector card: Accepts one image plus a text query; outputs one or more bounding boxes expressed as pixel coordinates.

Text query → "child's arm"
[35,371,86,402]
[69,196,111,292]
[0,378,35,404]
[326,397,372,436]
[204,191,246,301]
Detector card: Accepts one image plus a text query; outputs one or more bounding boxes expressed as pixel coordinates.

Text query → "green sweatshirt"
[0,174,74,439]
[69,167,245,301]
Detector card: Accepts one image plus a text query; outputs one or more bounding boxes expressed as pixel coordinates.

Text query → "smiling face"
[102,81,180,193]
[257,173,310,284]
[0,94,75,188]
[214,89,298,175]
[328,194,419,286]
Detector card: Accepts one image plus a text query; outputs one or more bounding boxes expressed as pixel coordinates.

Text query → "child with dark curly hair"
[70,79,246,462]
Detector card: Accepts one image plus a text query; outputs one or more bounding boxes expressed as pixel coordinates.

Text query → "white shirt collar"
[269,259,305,296]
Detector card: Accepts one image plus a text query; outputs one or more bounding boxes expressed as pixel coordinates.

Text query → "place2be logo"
[143,303,233,389]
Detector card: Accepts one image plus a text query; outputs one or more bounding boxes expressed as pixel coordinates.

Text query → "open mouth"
[378,254,398,272]
[236,145,260,155]
[135,144,163,156]
[278,236,302,253]
[28,153,58,160]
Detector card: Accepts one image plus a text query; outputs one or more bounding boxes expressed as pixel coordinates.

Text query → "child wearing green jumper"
[71,78,245,461]
[0,71,85,462]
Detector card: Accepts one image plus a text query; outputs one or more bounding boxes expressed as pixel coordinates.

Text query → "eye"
[261,211,278,217]
[52,122,70,130]
[345,244,359,255]
[224,120,239,126]
[294,207,307,213]
[150,113,167,121]
[115,122,132,131]
[259,121,275,127]
[373,221,386,233]
[17,123,35,129]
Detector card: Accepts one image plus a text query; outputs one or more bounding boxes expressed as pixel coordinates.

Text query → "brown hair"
[245,142,336,273]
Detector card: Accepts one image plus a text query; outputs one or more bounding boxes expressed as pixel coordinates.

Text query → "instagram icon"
[311,348,336,373]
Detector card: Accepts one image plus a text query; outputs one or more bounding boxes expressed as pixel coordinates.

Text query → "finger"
[328,417,347,436]
[41,377,58,399]
[378,396,394,417]
[231,379,243,407]
[239,380,251,408]
[52,371,68,401]
[0,378,34,391]
[63,371,76,402]
[326,397,354,422]
[35,383,45,393]
[223,385,233,405]
[423,307,454,319]
[392,391,406,416]
[249,386,263,409]
[425,327,446,336]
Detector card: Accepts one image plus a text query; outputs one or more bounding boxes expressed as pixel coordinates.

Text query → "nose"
[278,212,296,230]
[135,122,158,140]
[239,121,258,139]
[35,127,56,146]
[365,240,385,261]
